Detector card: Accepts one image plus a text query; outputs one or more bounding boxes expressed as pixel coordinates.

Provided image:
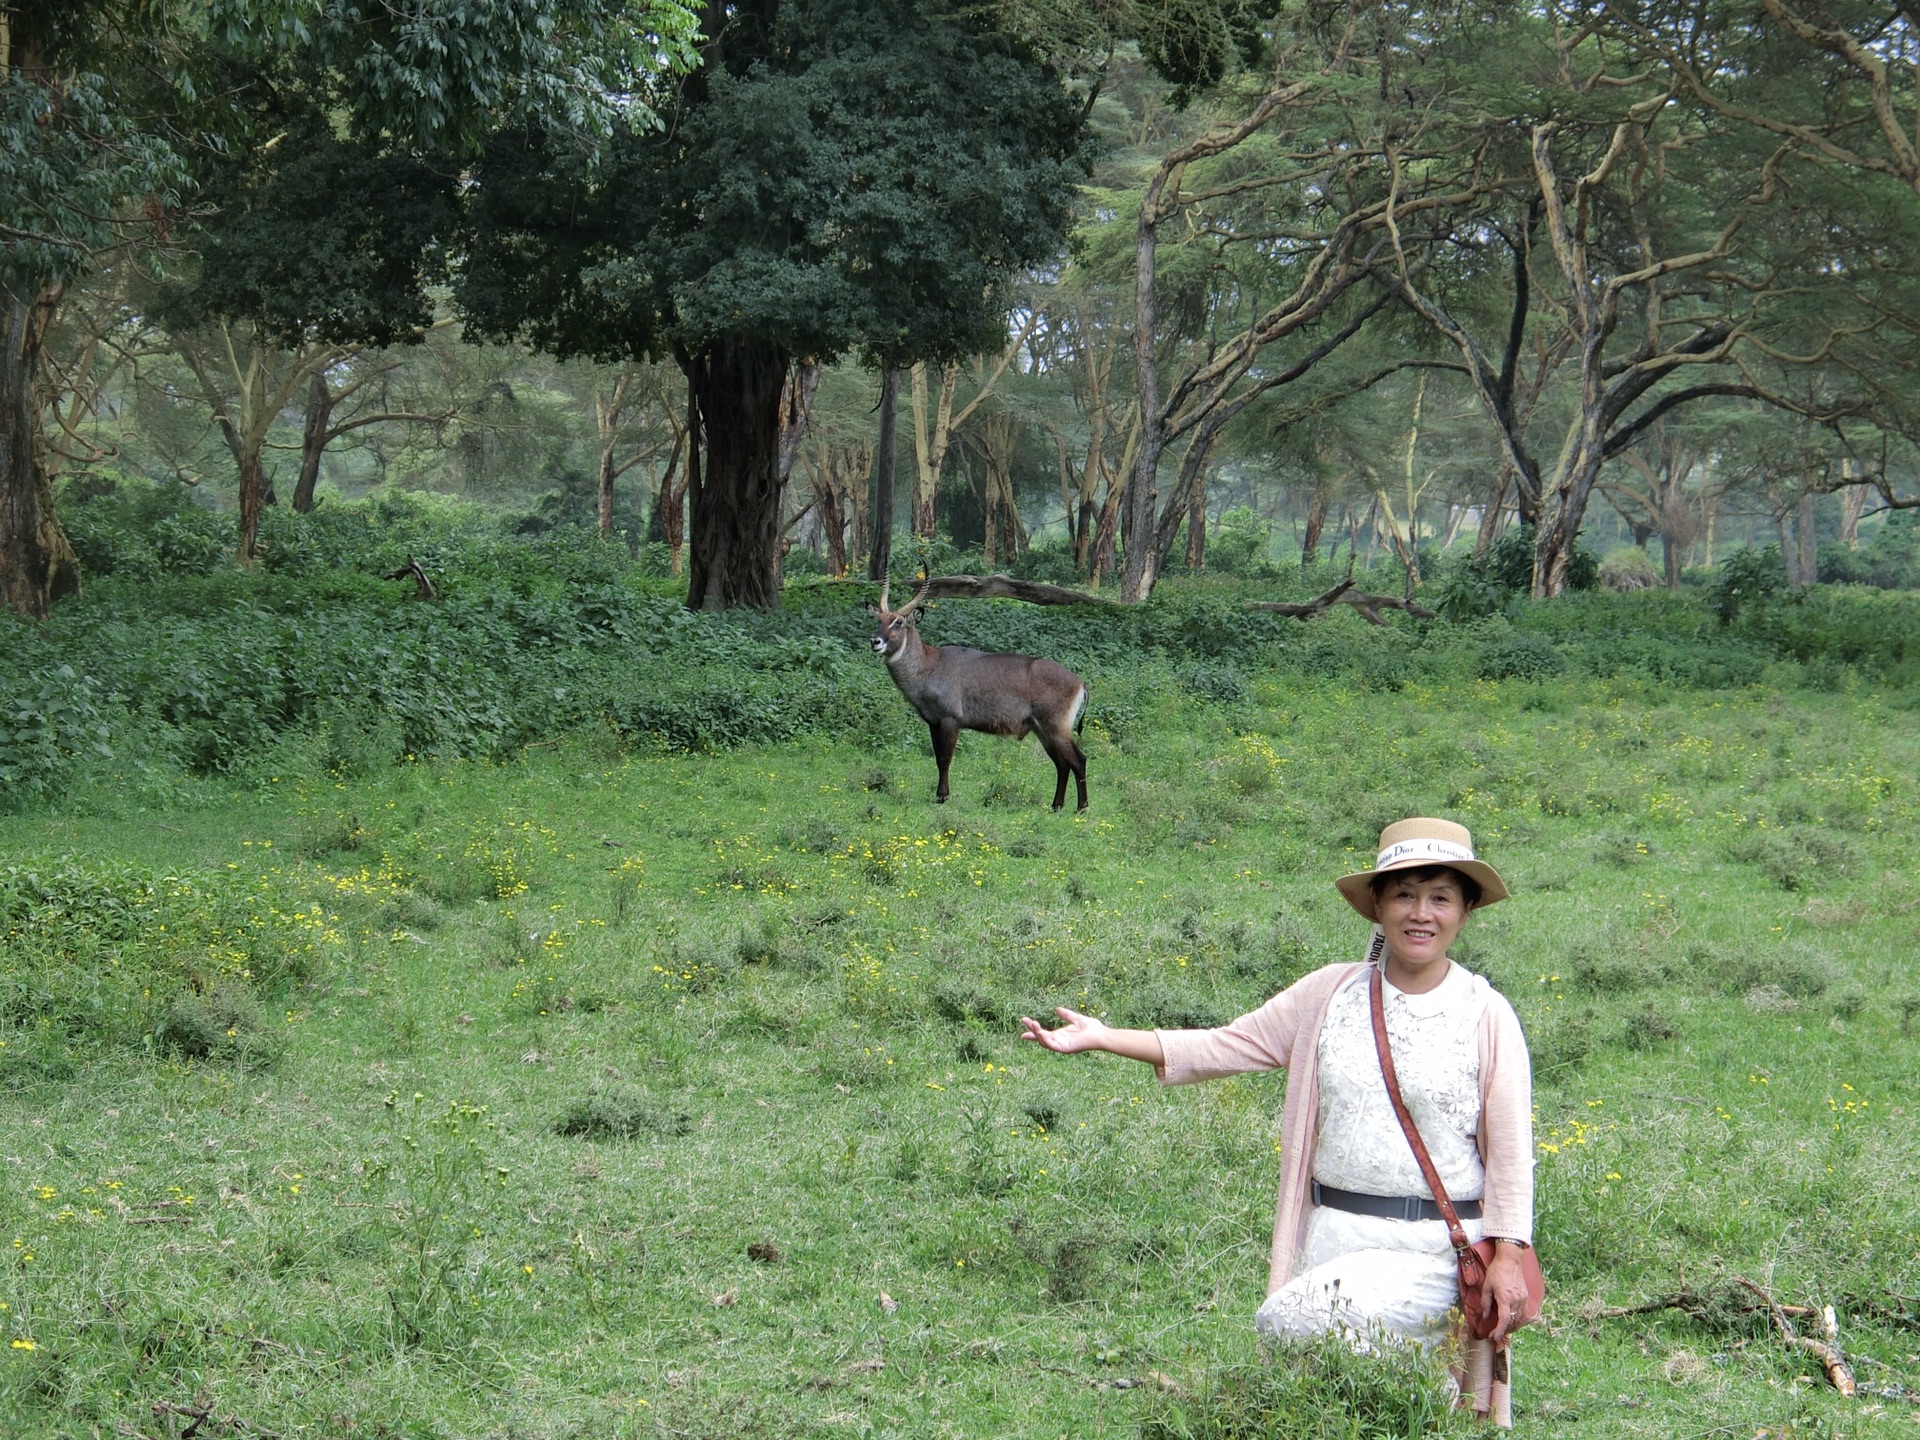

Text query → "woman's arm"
[1019,1007,1166,1067]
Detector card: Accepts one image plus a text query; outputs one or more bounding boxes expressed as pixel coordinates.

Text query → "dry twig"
[1732,1276,1857,1397]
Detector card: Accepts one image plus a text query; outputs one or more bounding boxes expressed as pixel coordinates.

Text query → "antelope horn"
[878,574,890,612]
[908,574,933,612]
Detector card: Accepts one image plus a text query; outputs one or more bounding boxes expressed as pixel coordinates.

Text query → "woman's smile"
[1376,873,1469,988]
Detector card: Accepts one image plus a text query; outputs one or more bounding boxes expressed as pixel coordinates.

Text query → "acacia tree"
[1383,25,1905,595]
[461,0,1085,611]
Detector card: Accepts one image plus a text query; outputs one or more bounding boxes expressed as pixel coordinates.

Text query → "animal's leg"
[1041,732,1072,811]
[1071,738,1088,811]
[930,718,959,803]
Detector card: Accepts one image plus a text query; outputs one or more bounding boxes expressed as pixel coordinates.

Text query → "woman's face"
[1375,869,1471,969]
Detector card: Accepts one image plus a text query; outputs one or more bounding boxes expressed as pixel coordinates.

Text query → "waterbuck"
[868,577,1089,811]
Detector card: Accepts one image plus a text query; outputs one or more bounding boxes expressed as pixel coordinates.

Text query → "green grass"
[2,663,1917,1438]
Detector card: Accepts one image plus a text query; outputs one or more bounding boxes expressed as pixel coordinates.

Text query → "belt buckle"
[1403,1196,1424,1223]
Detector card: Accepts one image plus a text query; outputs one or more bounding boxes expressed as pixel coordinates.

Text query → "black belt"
[1311,1181,1481,1223]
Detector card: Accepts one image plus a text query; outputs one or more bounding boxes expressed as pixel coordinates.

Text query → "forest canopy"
[4,0,1919,616]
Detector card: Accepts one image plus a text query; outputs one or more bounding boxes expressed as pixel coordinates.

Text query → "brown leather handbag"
[1368,966,1545,1342]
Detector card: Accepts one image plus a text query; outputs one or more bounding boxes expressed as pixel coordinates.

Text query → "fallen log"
[1241,579,1437,626]
[909,573,1117,606]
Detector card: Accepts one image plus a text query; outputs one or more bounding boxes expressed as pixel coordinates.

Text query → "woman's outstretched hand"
[1019,1007,1109,1054]
[1019,1010,1167,1066]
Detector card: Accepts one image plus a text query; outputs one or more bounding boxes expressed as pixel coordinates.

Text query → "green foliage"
[152,987,281,1069]
[1475,631,1565,681]
[1598,546,1661,592]
[553,1082,691,1140]
[0,664,113,802]
[1137,1336,1468,1440]
[1712,543,1788,624]
[365,1092,516,1348]
[1204,508,1272,576]
[0,856,325,1054]
[1819,511,1920,589]
[461,0,1088,368]
[0,662,1913,1434]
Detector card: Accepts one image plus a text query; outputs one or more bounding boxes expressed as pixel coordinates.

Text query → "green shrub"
[0,664,114,805]
[0,858,328,1048]
[1137,1335,1467,1440]
[1476,632,1564,681]
[1205,508,1271,576]
[153,987,282,1069]
[553,1083,692,1140]
[1598,545,1661,592]
[1711,544,1786,625]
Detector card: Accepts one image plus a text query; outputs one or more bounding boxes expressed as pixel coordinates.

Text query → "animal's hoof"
[936,795,949,804]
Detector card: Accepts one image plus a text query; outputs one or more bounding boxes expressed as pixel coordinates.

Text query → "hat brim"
[1335,858,1509,921]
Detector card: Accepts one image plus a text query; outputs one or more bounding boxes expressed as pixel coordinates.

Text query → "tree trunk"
[1839,484,1867,546]
[1661,531,1681,589]
[1475,467,1511,559]
[237,449,268,566]
[1796,489,1817,585]
[908,361,955,538]
[811,454,848,576]
[1185,463,1206,570]
[1302,480,1331,566]
[0,283,79,618]
[1532,428,1606,598]
[867,366,900,584]
[683,337,790,609]
[293,369,333,514]
[1120,203,1163,603]
[780,361,820,486]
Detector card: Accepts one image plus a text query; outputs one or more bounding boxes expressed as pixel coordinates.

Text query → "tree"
[0,0,702,612]
[460,0,1086,610]
[0,2,182,615]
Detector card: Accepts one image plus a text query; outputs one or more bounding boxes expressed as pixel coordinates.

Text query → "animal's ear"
[865,603,881,616]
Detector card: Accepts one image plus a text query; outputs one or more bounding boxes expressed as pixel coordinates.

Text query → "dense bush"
[0,858,326,1055]
[1818,510,1920,589]
[7,488,1919,807]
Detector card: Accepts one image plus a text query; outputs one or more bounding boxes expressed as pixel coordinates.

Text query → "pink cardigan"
[1156,961,1535,1295]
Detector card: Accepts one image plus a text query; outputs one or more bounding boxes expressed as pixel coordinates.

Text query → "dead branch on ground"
[1241,579,1438,625]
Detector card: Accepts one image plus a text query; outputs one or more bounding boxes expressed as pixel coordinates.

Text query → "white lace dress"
[1255,961,1488,1346]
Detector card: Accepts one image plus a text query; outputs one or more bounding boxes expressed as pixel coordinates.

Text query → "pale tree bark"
[1089,408,1138,587]
[906,315,1034,538]
[1121,66,1406,603]
[661,374,699,575]
[1604,424,1714,589]
[1047,299,1130,574]
[294,344,456,514]
[1839,481,1868,545]
[41,266,158,483]
[802,435,872,576]
[1386,108,1843,597]
[595,368,636,538]
[975,409,1024,568]
[1300,468,1347,565]
[780,360,820,489]
[173,324,351,563]
[1184,458,1206,570]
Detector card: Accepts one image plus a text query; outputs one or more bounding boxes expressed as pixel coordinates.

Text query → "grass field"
[2,653,1917,1438]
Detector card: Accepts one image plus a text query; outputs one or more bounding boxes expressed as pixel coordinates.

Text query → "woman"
[1020,817,1534,1425]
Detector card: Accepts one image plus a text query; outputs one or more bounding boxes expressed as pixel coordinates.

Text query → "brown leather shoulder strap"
[1368,966,1473,1254]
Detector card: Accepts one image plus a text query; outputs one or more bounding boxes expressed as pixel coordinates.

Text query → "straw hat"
[1334,817,1509,921]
